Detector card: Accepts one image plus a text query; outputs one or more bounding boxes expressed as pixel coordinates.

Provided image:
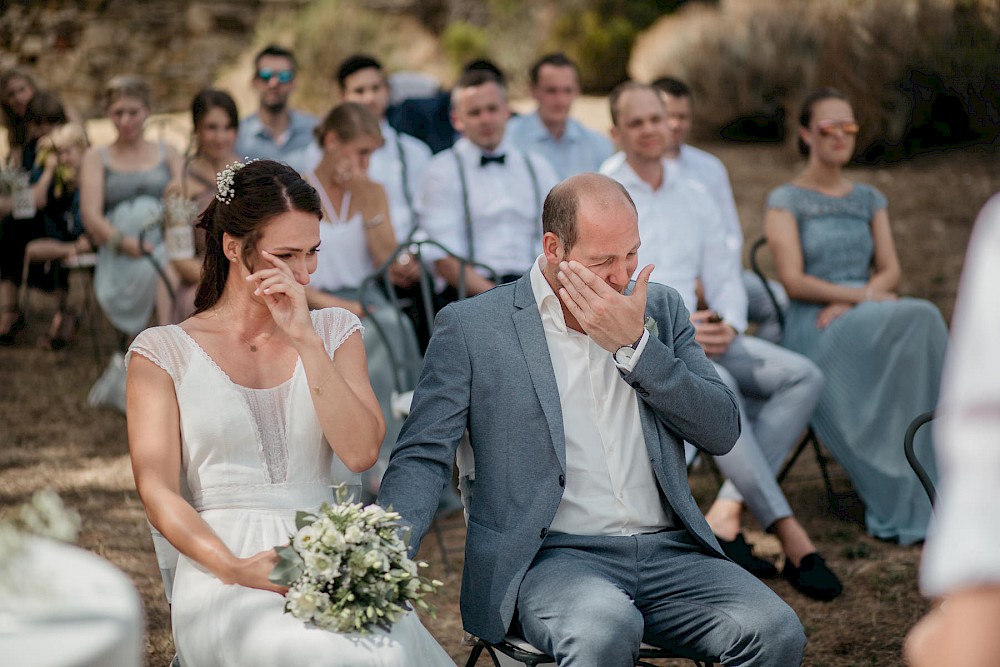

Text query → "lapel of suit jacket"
[512,274,567,473]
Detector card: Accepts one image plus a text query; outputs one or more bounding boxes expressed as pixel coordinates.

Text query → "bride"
[125,159,453,666]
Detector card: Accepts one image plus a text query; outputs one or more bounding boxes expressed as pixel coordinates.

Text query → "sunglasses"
[257,68,295,84]
[817,120,859,137]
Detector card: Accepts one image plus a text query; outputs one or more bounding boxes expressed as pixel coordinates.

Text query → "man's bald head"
[542,173,637,252]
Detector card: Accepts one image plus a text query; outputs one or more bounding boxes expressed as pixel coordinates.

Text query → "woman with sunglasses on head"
[764,87,948,546]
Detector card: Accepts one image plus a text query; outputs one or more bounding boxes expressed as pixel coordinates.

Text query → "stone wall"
[0,0,306,118]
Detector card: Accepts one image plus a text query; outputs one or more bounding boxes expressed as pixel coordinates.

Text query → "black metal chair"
[748,236,838,506]
[359,239,497,574]
[903,410,937,507]
[464,634,715,667]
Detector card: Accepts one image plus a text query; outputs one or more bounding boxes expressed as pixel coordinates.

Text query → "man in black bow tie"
[416,69,560,302]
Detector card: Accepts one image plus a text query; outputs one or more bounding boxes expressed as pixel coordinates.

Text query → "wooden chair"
[748,236,838,507]
[464,633,715,666]
[903,410,937,506]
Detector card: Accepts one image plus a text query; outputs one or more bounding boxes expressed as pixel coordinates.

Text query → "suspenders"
[452,148,542,265]
[393,129,419,240]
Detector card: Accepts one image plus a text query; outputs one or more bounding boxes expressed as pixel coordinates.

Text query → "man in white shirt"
[416,69,559,301]
[235,45,318,175]
[602,83,841,601]
[379,172,805,665]
[653,76,789,342]
[506,53,614,180]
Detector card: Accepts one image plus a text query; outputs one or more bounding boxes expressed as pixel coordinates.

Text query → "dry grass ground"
[2,142,998,666]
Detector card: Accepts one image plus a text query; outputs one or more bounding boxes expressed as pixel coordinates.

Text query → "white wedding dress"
[127,308,453,667]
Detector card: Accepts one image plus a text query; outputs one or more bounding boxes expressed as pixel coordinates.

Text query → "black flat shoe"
[783,552,843,601]
[717,532,779,579]
[0,312,25,346]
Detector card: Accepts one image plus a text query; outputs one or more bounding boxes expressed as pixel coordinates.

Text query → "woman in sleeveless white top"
[125,160,451,666]
[305,104,423,501]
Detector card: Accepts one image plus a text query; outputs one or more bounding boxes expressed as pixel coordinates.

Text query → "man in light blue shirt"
[507,53,614,180]
[235,45,318,175]
[602,83,841,602]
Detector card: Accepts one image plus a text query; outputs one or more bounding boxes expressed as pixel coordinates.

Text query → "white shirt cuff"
[613,329,649,373]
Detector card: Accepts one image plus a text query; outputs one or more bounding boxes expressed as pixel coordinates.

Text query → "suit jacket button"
[539,528,548,539]
[558,474,565,487]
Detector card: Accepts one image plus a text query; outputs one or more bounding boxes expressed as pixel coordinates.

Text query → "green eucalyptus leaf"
[269,543,304,585]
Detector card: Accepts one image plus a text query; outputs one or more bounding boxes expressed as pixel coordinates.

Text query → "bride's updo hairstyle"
[194,159,321,313]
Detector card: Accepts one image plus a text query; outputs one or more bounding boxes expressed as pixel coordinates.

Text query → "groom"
[378,173,805,665]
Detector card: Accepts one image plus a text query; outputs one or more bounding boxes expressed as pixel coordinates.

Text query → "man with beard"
[236,45,318,175]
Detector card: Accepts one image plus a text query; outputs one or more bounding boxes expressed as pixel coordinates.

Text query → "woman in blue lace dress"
[764,88,948,545]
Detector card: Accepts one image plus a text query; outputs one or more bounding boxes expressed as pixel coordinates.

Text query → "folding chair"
[903,410,937,507]
[748,236,838,507]
[465,634,715,666]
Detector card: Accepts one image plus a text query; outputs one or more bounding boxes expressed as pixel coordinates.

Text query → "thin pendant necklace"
[238,322,278,352]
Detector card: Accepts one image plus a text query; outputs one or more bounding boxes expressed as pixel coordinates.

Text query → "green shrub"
[441,20,491,71]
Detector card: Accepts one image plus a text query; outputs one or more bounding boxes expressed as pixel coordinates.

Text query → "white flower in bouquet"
[269,486,442,634]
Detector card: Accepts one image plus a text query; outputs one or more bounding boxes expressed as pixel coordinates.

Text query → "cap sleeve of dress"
[311,308,364,357]
[125,325,191,383]
[765,184,798,212]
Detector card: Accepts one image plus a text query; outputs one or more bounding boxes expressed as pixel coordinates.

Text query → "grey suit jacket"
[377,274,741,643]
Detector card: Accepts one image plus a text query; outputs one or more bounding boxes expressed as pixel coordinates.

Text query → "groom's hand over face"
[557,260,654,354]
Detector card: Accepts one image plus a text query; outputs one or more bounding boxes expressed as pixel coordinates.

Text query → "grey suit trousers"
[516,530,805,666]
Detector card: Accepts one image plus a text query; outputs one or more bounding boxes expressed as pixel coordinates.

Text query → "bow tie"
[480,153,506,167]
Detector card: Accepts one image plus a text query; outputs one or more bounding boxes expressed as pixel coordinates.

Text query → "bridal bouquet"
[269,487,442,634]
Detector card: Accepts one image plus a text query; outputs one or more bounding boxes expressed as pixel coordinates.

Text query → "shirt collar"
[529,255,569,334]
[456,135,513,160]
[523,111,582,143]
[605,156,670,194]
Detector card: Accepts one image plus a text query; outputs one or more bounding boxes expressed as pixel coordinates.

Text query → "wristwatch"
[613,331,646,366]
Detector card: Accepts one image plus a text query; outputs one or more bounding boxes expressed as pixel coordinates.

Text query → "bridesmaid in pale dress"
[125,160,452,666]
[164,88,240,322]
[764,88,948,545]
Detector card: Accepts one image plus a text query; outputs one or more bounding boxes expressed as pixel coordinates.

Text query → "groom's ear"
[542,231,563,264]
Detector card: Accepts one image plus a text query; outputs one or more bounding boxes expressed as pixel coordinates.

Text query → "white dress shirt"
[370,120,432,242]
[601,145,743,269]
[921,194,1000,596]
[507,111,614,181]
[529,257,672,536]
[601,157,749,333]
[416,136,559,277]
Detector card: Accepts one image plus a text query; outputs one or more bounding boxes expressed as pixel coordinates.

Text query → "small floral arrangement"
[163,194,201,260]
[215,158,258,205]
[0,165,29,197]
[269,486,442,634]
[0,489,81,564]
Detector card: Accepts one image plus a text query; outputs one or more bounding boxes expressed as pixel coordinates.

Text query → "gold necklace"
[237,322,278,352]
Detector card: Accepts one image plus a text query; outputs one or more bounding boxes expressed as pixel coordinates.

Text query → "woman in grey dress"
[80,75,182,335]
[764,88,948,545]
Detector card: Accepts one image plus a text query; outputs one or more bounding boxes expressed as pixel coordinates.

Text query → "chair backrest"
[748,236,786,332]
[903,410,937,506]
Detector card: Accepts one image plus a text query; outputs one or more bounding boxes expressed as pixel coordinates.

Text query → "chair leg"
[808,431,837,508]
[464,640,485,667]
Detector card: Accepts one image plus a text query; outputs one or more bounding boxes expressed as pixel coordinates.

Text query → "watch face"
[614,346,635,365]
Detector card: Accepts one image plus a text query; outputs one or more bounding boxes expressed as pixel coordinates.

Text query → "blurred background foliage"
[2,0,996,160]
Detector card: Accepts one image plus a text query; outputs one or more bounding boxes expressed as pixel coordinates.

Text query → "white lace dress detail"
[125,308,452,667]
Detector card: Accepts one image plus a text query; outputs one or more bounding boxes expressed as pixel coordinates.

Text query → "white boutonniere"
[644,316,659,339]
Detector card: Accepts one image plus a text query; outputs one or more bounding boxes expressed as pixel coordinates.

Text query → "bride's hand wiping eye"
[246,250,314,345]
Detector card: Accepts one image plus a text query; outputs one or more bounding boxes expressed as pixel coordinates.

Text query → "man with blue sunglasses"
[235,44,318,175]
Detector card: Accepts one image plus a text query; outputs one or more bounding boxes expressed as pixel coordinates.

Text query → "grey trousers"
[710,336,824,528]
[516,530,805,666]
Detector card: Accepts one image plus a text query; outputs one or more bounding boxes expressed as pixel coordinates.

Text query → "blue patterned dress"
[767,183,948,545]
